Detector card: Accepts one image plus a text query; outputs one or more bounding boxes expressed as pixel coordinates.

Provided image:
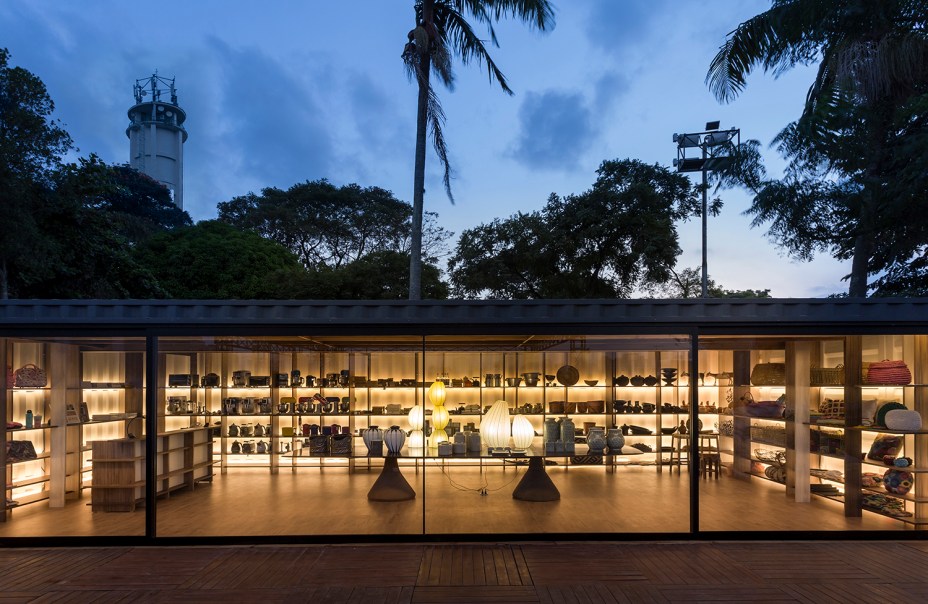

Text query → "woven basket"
[810,364,844,386]
[750,362,786,386]
[865,360,911,385]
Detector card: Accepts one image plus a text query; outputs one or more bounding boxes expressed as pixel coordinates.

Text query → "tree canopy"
[644,266,771,299]
[217,179,452,271]
[134,221,312,299]
[448,159,707,299]
[316,250,449,300]
[0,48,73,298]
[708,0,928,296]
[8,157,193,299]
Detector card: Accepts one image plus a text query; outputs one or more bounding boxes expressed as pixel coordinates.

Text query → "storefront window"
[697,335,922,532]
[155,335,426,537]
[1,337,147,537]
[3,320,925,541]
[421,334,692,534]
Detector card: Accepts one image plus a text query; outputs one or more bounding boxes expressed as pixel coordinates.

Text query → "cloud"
[585,0,671,55]
[508,90,596,171]
[203,38,334,192]
[592,72,630,112]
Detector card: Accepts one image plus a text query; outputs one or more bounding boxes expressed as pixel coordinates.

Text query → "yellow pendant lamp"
[429,379,450,447]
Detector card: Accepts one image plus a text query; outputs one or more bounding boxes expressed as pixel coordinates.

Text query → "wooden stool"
[698,433,720,479]
[670,433,689,473]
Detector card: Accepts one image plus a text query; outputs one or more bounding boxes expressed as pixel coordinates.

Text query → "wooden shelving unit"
[91,427,212,512]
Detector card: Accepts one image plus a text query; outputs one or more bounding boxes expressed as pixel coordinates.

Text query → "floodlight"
[673,133,701,148]
[676,157,706,172]
[704,130,734,147]
[705,120,720,130]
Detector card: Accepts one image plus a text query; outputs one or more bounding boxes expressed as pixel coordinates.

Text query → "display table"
[366,449,561,502]
[511,457,559,501]
[367,456,416,501]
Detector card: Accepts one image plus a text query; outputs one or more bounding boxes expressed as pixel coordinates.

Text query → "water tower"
[126,73,188,208]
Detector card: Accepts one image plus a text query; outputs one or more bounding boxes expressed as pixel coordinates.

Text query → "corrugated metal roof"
[0,299,927,333]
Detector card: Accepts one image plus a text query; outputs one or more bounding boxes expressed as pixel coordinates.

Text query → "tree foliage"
[9,157,193,299]
[401,0,555,299]
[135,223,450,300]
[134,221,312,299]
[0,48,73,298]
[217,179,452,271]
[708,0,928,296]
[644,266,771,299]
[315,251,449,300]
[449,159,707,299]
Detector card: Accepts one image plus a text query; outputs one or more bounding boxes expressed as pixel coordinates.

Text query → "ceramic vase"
[606,428,625,453]
[384,425,405,455]
[587,427,607,454]
[363,425,384,456]
[467,431,482,452]
[544,417,559,443]
[560,417,575,444]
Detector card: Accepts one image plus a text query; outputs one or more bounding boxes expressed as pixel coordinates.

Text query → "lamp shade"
[428,380,446,406]
[511,415,534,451]
[482,400,511,449]
[432,405,450,431]
[430,430,449,447]
[408,429,424,449]
[408,404,424,431]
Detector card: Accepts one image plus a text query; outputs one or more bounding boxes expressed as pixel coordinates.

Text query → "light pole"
[673,122,740,297]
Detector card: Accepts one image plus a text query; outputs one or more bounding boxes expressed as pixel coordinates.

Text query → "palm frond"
[430,39,455,89]
[402,42,419,83]
[707,0,829,103]
[483,0,556,30]
[452,0,556,42]
[426,83,454,203]
[832,31,928,103]
[436,4,512,93]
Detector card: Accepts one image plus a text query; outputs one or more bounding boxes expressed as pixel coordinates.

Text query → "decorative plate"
[556,365,580,387]
[883,469,914,495]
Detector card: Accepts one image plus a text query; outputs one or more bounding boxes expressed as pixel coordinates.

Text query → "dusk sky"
[0,1,846,297]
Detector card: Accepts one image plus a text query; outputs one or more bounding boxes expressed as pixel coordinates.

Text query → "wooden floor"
[0,463,905,537]
[1,541,928,602]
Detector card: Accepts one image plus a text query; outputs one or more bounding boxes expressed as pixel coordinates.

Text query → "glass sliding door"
[697,335,912,533]
[155,335,425,537]
[1,336,147,537]
[422,334,691,535]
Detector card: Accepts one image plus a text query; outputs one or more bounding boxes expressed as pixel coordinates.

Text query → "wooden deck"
[1,541,927,603]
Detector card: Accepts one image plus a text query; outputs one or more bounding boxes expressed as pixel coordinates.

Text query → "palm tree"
[402,0,555,300]
[706,0,928,296]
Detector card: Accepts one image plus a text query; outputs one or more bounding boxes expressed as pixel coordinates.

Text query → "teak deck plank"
[412,585,539,603]
[2,542,928,603]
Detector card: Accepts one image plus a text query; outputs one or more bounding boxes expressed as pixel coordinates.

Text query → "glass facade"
[2,301,927,541]
[1,337,148,537]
